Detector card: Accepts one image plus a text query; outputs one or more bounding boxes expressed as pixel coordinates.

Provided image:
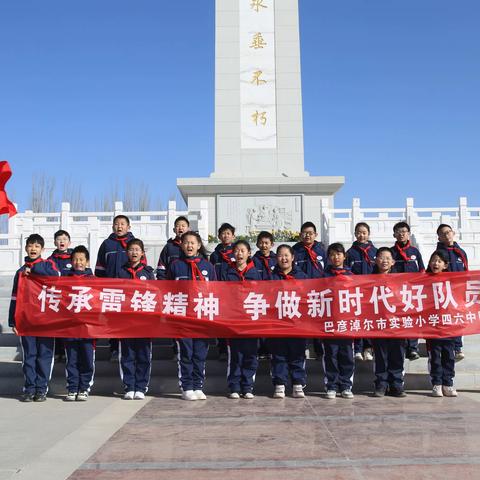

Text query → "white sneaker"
[76,391,88,401]
[354,352,364,361]
[228,392,240,399]
[181,390,197,401]
[243,392,254,399]
[442,386,458,397]
[65,392,77,402]
[326,390,337,399]
[292,384,305,398]
[432,385,443,397]
[123,391,135,400]
[134,391,145,400]
[363,349,374,361]
[341,389,354,399]
[273,385,285,398]
[194,390,207,400]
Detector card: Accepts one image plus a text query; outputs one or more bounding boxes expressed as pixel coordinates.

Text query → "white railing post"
[406,197,422,247]
[351,198,361,240]
[60,202,71,232]
[198,200,209,242]
[167,200,176,239]
[114,201,124,217]
[8,203,19,247]
[458,196,468,240]
[88,215,101,270]
[320,197,332,245]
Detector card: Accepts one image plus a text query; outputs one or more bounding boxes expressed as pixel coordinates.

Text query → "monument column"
[178,0,344,237]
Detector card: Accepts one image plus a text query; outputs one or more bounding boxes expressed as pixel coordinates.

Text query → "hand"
[24,268,31,277]
[12,327,18,335]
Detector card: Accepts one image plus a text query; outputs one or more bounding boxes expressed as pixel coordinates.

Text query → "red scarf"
[126,263,145,279]
[449,246,469,271]
[220,246,235,267]
[235,261,255,281]
[185,258,206,282]
[53,252,71,260]
[330,267,347,276]
[394,241,412,263]
[354,243,373,265]
[304,243,321,271]
[114,235,129,249]
[25,257,43,269]
[278,270,295,280]
[259,254,273,278]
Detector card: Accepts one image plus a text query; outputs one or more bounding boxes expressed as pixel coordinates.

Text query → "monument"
[177,0,344,237]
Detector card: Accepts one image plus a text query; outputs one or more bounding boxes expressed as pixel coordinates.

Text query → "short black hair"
[126,238,145,252]
[426,249,450,273]
[393,221,410,233]
[276,244,295,257]
[376,246,394,257]
[256,231,274,244]
[436,223,453,235]
[233,239,251,252]
[71,245,90,261]
[354,222,370,234]
[175,216,190,227]
[218,222,235,236]
[113,214,130,225]
[301,221,317,233]
[327,242,346,256]
[54,229,71,240]
[26,234,44,248]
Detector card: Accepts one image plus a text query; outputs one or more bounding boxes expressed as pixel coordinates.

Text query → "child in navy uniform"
[95,214,136,362]
[168,231,216,401]
[293,221,326,278]
[9,234,60,402]
[346,222,377,362]
[64,245,96,401]
[391,221,425,361]
[118,239,155,400]
[426,250,458,397]
[436,223,468,360]
[371,247,406,397]
[222,240,262,399]
[269,244,308,399]
[323,243,355,399]
[252,231,277,280]
[156,216,189,280]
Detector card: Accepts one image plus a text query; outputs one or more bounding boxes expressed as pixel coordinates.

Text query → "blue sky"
[1,0,479,212]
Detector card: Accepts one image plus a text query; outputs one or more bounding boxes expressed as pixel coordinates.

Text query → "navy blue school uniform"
[268,266,308,388]
[9,257,60,396]
[292,241,326,279]
[370,267,406,394]
[252,251,277,280]
[426,337,455,387]
[322,266,355,392]
[95,232,135,278]
[168,257,216,392]
[346,241,377,355]
[391,241,425,355]
[64,268,96,395]
[221,261,262,395]
[117,263,155,394]
[436,241,468,352]
[49,249,73,276]
[156,237,183,280]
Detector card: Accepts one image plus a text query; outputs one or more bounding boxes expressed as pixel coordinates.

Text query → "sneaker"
[374,387,386,397]
[341,389,354,399]
[325,390,337,399]
[354,352,364,361]
[442,386,458,397]
[455,350,465,361]
[243,392,254,399]
[389,387,407,398]
[273,385,285,399]
[65,392,77,402]
[134,391,145,400]
[228,392,240,399]
[33,392,47,402]
[363,349,374,361]
[432,385,443,397]
[182,390,197,401]
[123,391,135,400]
[292,384,305,398]
[407,350,420,361]
[21,393,34,402]
[76,391,89,401]
[194,390,207,400]
[110,350,119,363]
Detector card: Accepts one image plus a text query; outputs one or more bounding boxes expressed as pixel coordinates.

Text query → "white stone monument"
[177,0,344,237]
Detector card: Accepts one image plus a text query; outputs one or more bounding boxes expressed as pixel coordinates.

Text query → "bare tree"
[30,174,57,212]
[62,177,87,212]
[124,181,151,211]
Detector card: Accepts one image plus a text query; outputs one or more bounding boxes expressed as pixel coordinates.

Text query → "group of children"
[8,215,468,402]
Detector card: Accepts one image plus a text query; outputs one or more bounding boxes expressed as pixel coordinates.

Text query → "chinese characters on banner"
[240,0,277,149]
[15,273,480,339]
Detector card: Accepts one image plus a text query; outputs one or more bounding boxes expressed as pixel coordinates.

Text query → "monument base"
[177,176,345,238]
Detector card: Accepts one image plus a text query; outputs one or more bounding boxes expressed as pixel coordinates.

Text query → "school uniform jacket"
[436,242,468,272]
[118,263,155,281]
[346,241,377,275]
[323,265,353,278]
[156,238,183,280]
[271,265,308,281]
[8,257,60,328]
[210,243,235,279]
[168,257,217,281]
[95,232,135,278]
[292,241,326,278]
[252,251,277,280]
[49,249,74,276]
[391,241,425,273]
[221,261,263,281]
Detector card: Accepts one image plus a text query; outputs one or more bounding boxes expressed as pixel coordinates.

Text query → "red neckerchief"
[279,270,295,280]
[25,257,43,269]
[330,267,347,276]
[235,261,255,281]
[354,243,373,265]
[114,235,129,249]
[53,252,71,260]
[394,241,412,263]
[173,238,181,246]
[126,263,145,279]
[449,245,469,271]
[304,243,321,271]
[220,246,235,267]
[259,254,272,277]
[185,258,206,282]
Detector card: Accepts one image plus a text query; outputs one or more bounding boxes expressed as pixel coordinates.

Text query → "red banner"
[14,272,480,339]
